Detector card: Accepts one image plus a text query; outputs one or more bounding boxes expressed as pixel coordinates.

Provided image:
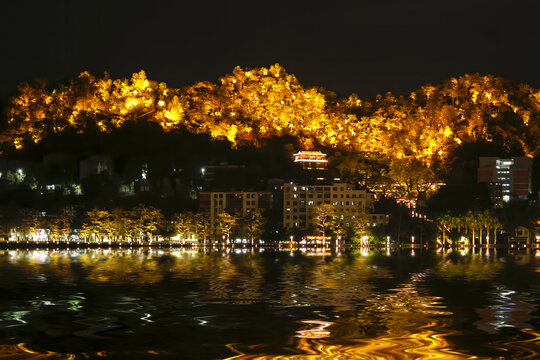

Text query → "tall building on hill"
[477,157,532,207]
[293,151,328,170]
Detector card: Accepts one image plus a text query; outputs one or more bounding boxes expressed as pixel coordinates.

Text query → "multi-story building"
[282,182,386,231]
[199,191,273,224]
[478,157,532,207]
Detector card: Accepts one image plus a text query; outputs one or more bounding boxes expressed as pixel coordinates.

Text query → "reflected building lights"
[1,248,540,360]
[296,320,333,339]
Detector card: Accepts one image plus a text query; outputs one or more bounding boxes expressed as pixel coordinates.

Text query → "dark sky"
[1,0,539,98]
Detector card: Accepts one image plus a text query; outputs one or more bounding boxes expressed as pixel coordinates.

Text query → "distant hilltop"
[3,64,540,166]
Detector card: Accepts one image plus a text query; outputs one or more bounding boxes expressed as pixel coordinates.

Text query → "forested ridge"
[3,64,539,166]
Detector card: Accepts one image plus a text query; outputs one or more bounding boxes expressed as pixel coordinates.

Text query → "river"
[0,248,539,359]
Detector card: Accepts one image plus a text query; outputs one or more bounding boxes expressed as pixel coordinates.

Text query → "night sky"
[1,0,539,98]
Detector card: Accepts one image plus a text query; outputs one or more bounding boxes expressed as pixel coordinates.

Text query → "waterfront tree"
[193,211,212,245]
[17,208,41,241]
[81,209,112,242]
[110,208,131,242]
[172,211,195,243]
[131,204,164,241]
[56,207,75,241]
[315,204,337,238]
[216,211,239,244]
[242,209,266,245]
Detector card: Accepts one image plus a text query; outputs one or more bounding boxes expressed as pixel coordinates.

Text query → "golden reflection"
[491,328,540,359]
[296,320,333,339]
[0,343,75,359]
[2,249,539,359]
[436,253,502,281]
[224,328,476,359]
[223,271,478,359]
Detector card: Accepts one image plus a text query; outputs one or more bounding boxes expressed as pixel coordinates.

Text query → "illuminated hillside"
[4,64,540,165]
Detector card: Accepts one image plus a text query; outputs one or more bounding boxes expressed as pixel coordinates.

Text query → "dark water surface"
[1,248,540,359]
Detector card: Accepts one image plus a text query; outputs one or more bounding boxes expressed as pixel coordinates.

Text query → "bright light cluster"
[4,65,540,166]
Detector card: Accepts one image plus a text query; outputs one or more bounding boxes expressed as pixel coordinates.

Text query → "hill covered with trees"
[2,64,540,168]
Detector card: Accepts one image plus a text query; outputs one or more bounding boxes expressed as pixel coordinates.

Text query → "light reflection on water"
[0,248,540,359]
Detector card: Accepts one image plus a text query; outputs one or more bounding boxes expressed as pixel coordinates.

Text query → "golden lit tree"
[387,159,440,208]
[81,209,112,242]
[17,208,41,241]
[172,211,195,243]
[110,208,132,242]
[4,65,540,168]
[242,209,266,245]
[193,211,212,245]
[130,204,164,242]
[216,211,239,244]
[314,204,337,238]
[56,207,75,241]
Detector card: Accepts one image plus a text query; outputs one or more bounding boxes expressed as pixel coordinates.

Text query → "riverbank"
[0,241,522,250]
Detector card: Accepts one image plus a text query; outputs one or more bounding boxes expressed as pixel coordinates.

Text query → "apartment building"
[199,191,273,224]
[282,182,384,230]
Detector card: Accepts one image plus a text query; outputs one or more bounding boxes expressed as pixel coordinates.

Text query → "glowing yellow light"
[443,126,452,137]
[5,65,535,165]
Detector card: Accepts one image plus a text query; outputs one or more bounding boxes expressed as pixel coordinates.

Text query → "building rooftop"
[293,151,326,156]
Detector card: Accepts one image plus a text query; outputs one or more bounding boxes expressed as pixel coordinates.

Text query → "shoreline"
[0,242,524,251]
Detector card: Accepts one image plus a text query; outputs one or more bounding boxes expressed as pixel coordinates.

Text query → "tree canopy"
[3,65,540,167]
